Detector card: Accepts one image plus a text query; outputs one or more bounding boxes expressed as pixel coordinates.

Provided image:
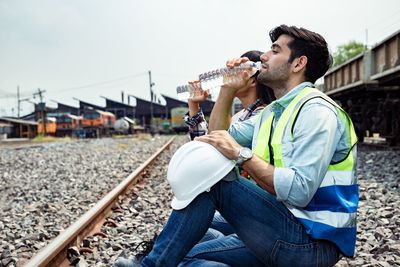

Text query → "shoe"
[114,234,158,267]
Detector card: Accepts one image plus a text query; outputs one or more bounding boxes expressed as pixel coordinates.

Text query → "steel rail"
[25,136,176,267]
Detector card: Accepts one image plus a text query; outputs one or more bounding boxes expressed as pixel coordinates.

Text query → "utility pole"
[34,88,46,135]
[148,70,155,127]
[17,86,31,119]
[17,86,20,118]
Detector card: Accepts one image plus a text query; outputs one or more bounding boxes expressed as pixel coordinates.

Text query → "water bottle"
[176,85,190,101]
[176,80,203,101]
[176,61,261,101]
[199,61,261,101]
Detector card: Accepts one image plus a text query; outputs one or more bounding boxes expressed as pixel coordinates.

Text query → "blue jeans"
[142,178,340,267]
[199,212,234,243]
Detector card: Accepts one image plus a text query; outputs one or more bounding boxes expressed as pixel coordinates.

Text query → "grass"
[133,133,152,141]
[33,135,76,142]
[112,134,130,139]
[116,143,131,149]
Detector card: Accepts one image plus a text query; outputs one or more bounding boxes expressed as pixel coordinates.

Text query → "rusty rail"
[25,136,176,267]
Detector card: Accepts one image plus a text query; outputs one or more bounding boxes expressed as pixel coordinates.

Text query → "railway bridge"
[323,30,400,145]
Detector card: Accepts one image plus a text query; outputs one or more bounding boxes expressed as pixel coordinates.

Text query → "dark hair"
[269,25,332,83]
[241,50,276,104]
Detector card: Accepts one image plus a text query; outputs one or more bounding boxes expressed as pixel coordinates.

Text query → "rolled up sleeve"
[273,100,341,207]
[228,115,256,148]
[274,167,295,202]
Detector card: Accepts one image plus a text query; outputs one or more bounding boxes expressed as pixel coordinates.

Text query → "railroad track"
[0,138,91,150]
[359,142,400,151]
[25,136,176,267]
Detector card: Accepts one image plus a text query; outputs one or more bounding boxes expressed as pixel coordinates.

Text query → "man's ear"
[293,56,307,73]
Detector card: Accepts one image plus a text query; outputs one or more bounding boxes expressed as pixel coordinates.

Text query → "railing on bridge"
[323,30,400,146]
[324,29,400,95]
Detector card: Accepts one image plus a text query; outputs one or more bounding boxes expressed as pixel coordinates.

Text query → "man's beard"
[257,62,291,88]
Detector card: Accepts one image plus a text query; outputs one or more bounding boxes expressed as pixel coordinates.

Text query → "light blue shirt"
[229,82,350,207]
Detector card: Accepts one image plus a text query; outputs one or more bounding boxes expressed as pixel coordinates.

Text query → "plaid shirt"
[231,99,265,123]
[182,109,209,140]
[183,99,265,140]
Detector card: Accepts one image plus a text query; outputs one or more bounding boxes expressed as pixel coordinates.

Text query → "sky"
[1,0,400,117]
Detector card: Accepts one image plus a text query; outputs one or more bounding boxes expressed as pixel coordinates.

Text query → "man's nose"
[260,52,269,62]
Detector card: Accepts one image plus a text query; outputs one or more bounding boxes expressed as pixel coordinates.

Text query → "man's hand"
[220,57,253,96]
[195,130,241,160]
[226,56,249,68]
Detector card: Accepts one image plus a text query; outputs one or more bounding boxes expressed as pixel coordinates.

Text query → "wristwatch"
[236,147,253,167]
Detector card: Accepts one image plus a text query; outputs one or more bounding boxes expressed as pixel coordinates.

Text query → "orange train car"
[81,109,115,127]
[56,114,81,130]
[55,114,82,137]
[37,117,57,136]
[81,109,115,137]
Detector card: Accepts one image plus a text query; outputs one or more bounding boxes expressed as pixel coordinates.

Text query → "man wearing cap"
[115,24,358,267]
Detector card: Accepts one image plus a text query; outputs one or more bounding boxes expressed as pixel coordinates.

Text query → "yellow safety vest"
[253,86,358,257]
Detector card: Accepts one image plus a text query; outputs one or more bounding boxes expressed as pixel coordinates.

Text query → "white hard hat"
[167,141,236,210]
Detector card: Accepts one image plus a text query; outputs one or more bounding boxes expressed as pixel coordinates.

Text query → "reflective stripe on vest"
[254,87,358,256]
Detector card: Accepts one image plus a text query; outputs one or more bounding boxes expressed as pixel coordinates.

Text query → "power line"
[366,7,400,31]
[0,88,32,99]
[53,72,147,93]
[362,7,400,46]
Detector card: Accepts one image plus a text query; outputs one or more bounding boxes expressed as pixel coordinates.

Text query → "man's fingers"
[242,70,251,80]
[233,58,242,66]
[226,57,249,68]
[240,57,249,63]
[226,59,235,68]
[194,135,215,146]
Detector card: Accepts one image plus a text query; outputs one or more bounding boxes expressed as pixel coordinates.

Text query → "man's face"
[257,34,293,87]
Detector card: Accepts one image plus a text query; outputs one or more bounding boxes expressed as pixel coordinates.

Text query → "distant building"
[0,117,37,138]
[51,101,80,116]
[15,92,216,131]
[101,96,136,119]
[75,98,106,115]
[129,95,168,126]
[161,94,215,118]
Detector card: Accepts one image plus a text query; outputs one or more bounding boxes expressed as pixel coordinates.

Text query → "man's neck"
[273,79,305,99]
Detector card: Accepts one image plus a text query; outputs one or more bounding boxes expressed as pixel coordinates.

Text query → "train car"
[170,107,189,133]
[81,109,116,138]
[56,114,82,137]
[37,117,57,136]
[114,117,135,134]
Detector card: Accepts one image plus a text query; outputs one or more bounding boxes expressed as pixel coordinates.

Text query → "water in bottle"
[176,80,203,101]
[199,61,261,101]
[176,61,261,101]
[176,85,190,101]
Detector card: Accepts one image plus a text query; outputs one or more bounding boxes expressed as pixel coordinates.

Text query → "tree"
[332,41,367,68]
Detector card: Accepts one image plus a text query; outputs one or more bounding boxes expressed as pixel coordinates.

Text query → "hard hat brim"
[167,141,236,210]
[171,196,196,210]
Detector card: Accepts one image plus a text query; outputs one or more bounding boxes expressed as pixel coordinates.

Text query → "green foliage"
[33,135,74,142]
[332,41,367,68]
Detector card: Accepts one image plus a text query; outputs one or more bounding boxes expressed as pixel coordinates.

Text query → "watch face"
[241,148,253,158]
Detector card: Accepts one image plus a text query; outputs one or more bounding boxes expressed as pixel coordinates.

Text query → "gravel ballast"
[0,135,186,266]
[1,138,399,266]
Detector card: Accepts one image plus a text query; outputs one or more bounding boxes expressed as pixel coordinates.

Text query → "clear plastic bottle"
[176,61,261,101]
[176,80,203,101]
[199,61,261,101]
[176,85,190,101]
